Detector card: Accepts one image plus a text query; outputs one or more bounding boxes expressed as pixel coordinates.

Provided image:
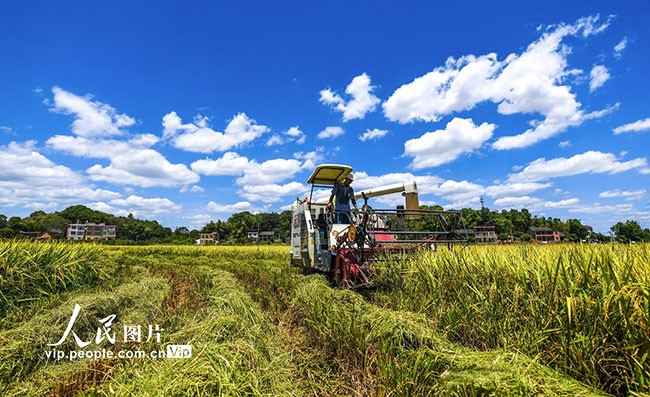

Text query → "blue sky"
[1,1,649,233]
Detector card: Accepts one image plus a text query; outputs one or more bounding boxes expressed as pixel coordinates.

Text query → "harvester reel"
[333,248,369,288]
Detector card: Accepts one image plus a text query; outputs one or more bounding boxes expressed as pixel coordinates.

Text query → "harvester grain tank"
[290,164,468,287]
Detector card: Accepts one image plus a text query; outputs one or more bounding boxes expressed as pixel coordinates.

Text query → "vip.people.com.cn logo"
[44,303,192,361]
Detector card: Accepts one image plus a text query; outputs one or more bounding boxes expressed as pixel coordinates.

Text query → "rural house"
[198,232,219,245]
[67,223,117,240]
[474,226,498,244]
[528,227,561,243]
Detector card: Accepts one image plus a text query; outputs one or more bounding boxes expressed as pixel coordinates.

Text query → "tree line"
[0,204,648,244]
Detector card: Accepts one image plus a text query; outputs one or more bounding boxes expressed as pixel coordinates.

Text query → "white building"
[67,223,117,240]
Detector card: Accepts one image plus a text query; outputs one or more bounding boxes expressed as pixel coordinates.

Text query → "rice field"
[0,241,647,396]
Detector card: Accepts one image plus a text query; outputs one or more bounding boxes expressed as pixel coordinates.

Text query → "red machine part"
[333,247,369,288]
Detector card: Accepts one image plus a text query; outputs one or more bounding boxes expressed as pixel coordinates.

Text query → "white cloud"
[543,198,580,209]
[494,196,542,209]
[286,126,305,139]
[265,126,306,146]
[266,134,284,146]
[47,134,159,158]
[599,189,646,201]
[109,195,182,215]
[320,73,380,121]
[191,152,251,176]
[86,202,130,217]
[613,117,650,134]
[162,112,270,153]
[1,141,83,185]
[226,154,320,203]
[508,151,648,183]
[485,182,552,198]
[589,65,610,92]
[317,126,344,139]
[444,197,482,210]
[46,93,199,189]
[293,150,324,171]
[614,37,627,58]
[383,53,501,123]
[87,195,182,219]
[493,196,579,210]
[183,214,216,230]
[238,182,307,203]
[403,118,495,169]
[286,126,306,145]
[577,14,612,37]
[86,149,199,188]
[345,171,550,210]
[431,180,485,202]
[383,16,612,150]
[359,128,389,142]
[50,86,135,138]
[180,185,205,193]
[48,136,199,188]
[0,141,121,209]
[207,201,255,213]
[569,203,636,215]
[236,158,303,186]
[558,140,572,148]
[352,171,443,195]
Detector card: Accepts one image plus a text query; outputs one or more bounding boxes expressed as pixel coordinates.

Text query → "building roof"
[529,226,554,232]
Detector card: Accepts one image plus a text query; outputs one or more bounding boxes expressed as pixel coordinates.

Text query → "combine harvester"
[290,164,468,288]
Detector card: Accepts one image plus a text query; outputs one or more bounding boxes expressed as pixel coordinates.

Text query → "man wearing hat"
[327,172,358,224]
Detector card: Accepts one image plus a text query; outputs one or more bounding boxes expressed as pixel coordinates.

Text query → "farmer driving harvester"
[326,172,357,224]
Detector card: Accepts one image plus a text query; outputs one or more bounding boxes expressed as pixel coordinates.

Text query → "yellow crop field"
[1,241,647,396]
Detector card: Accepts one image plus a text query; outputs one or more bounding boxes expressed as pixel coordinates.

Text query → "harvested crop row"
[222,257,603,396]
[1,276,169,396]
[88,268,297,396]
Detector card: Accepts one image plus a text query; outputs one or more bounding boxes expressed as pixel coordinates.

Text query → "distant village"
[2,204,648,244]
[22,221,589,245]
[24,223,277,245]
[19,222,117,241]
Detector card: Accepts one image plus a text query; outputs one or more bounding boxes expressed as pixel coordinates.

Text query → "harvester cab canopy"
[307,164,353,201]
[307,164,353,186]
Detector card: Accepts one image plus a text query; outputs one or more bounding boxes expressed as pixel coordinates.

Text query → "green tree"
[611,220,649,243]
[58,205,106,223]
[7,216,23,231]
[174,226,190,235]
[0,228,14,238]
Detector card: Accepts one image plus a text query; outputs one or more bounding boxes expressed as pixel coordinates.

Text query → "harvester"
[290,164,468,288]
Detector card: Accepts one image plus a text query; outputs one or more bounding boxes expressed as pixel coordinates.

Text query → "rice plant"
[371,243,650,395]
[1,242,640,396]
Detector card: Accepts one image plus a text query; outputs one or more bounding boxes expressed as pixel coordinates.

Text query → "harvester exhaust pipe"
[405,191,420,220]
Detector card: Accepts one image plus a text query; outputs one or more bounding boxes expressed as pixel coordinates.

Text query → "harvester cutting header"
[290,164,468,288]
